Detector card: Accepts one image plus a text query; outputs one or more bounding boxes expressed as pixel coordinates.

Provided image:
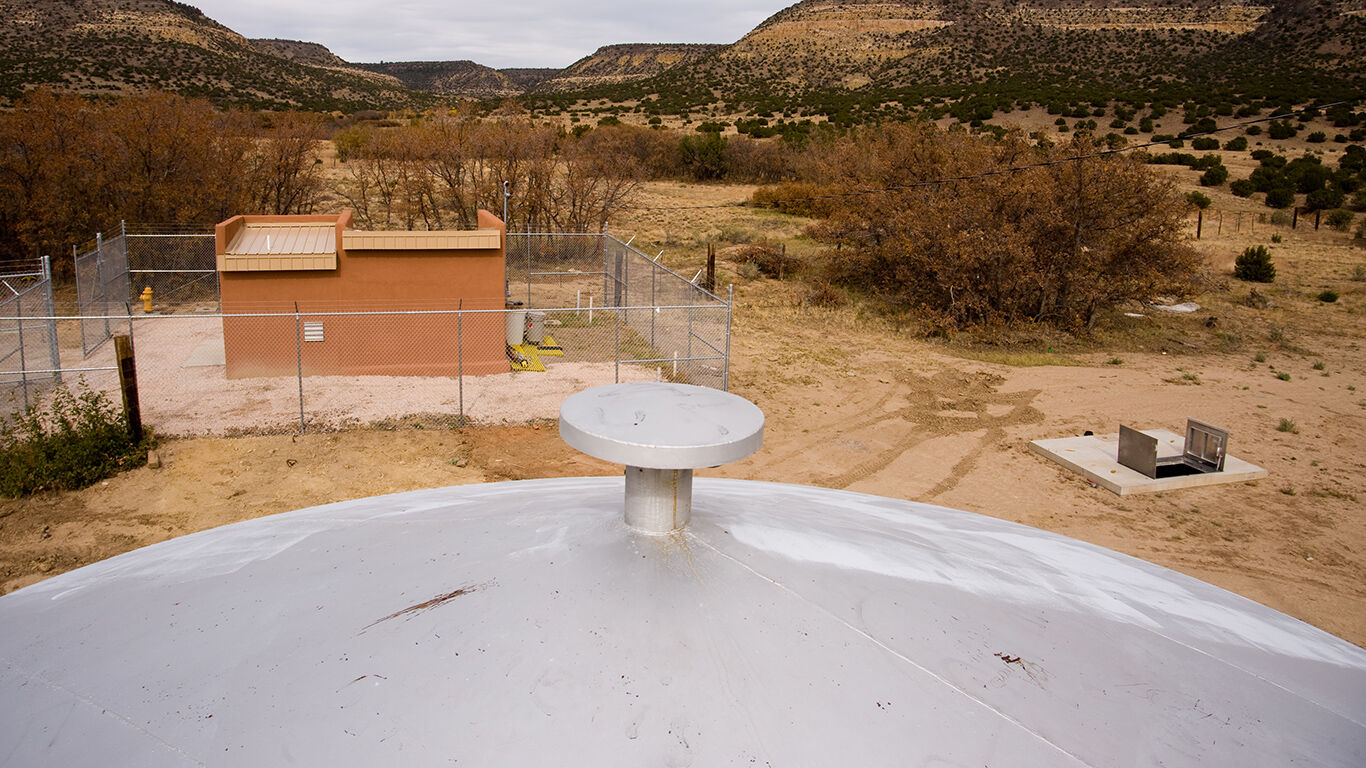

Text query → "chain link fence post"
[724,285,733,391]
[457,300,464,427]
[295,302,305,434]
[44,257,60,386]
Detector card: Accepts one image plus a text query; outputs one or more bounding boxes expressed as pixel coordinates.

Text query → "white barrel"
[527,311,547,344]
[505,309,526,346]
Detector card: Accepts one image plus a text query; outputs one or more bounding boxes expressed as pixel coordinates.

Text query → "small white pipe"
[576,290,581,313]
[672,352,678,377]
[588,295,593,323]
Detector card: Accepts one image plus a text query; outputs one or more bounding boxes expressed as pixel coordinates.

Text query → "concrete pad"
[181,337,225,367]
[1029,429,1268,495]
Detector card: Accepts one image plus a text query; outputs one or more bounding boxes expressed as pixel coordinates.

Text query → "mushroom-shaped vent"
[560,383,764,533]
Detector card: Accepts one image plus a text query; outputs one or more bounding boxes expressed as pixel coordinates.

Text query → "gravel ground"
[64,316,655,436]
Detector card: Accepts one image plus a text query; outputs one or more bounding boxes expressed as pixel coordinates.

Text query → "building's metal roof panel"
[343,229,501,251]
[1,478,1363,767]
[228,223,337,256]
[222,223,337,271]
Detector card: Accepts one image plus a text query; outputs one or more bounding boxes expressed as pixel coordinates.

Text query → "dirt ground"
[3,176,1365,650]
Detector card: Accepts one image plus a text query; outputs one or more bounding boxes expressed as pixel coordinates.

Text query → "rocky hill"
[250,38,349,68]
[627,0,1364,112]
[0,0,422,109]
[355,60,524,99]
[536,43,723,91]
[1,0,1359,113]
[498,68,560,91]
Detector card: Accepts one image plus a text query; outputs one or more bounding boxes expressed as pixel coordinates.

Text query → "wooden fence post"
[706,242,716,292]
[114,334,142,443]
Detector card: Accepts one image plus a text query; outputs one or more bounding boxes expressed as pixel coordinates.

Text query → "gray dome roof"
[1,477,1363,766]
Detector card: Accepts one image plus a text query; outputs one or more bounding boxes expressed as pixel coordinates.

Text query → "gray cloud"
[193,1,784,67]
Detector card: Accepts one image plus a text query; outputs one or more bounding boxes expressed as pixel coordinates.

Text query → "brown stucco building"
[215,210,507,378]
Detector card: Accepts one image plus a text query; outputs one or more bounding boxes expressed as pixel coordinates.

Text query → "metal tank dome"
[1,383,1364,767]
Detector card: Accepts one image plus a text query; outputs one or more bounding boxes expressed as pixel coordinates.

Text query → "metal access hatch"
[1118,418,1228,479]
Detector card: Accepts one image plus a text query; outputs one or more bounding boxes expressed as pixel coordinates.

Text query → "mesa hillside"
[3,0,1362,113]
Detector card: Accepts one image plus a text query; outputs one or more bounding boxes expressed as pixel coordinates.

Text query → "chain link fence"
[46,304,725,436]
[510,232,730,389]
[14,226,731,435]
[126,224,218,309]
[0,258,61,417]
[74,227,130,356]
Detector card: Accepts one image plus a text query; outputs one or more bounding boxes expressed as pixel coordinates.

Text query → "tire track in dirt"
[919,389,1043,502]
[769,368,1044,492]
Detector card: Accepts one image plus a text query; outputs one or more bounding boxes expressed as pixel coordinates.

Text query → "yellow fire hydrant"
[140,286,153,313]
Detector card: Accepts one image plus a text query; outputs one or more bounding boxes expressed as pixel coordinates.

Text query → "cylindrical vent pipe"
[625,467,694,532]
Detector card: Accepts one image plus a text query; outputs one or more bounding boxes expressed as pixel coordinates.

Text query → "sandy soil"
[3,179,1364,651]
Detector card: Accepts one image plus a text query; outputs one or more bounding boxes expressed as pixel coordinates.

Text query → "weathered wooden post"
[114,334,142,443]
[706,242,716,292]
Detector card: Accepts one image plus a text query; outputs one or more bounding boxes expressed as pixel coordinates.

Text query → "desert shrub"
[1199,165,1229,186]
[1230,179,1256,197]
[0,383,150,497]
[732,240,803,278]
[679,132,727,180]
[751,181,839,217]
[805,281,845,307]
[1272,233,1283,243]
[1318,289,1339,303]
[1234,245,1276,282]
[1265,187,1296,208]
[1270,210,1293,226]
[1224,136,1248,151]
[801,127,1202,329]
[1268,121,1297,140]
[1191,137,1220,151]
[1306,189,1345,211]
[1326,209,1354,231]
[1186,191,1211,209]
[1307,132,1327,143]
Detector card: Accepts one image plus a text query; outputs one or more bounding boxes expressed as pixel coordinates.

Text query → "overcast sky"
[190,1,789,69]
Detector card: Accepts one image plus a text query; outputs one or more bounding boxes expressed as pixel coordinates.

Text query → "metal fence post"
[43,256,60,385]
[650,265,656,349]
[16,300,27,411]
[295,302,305,434]
[526,225,532,308]
[457,301,464,427]
[687,285,694,384]
[614,310,620,384]
[724,285,733,391]
[95,231,109,341]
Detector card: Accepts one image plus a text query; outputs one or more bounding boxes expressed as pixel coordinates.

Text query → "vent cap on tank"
[559,383,763,533]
